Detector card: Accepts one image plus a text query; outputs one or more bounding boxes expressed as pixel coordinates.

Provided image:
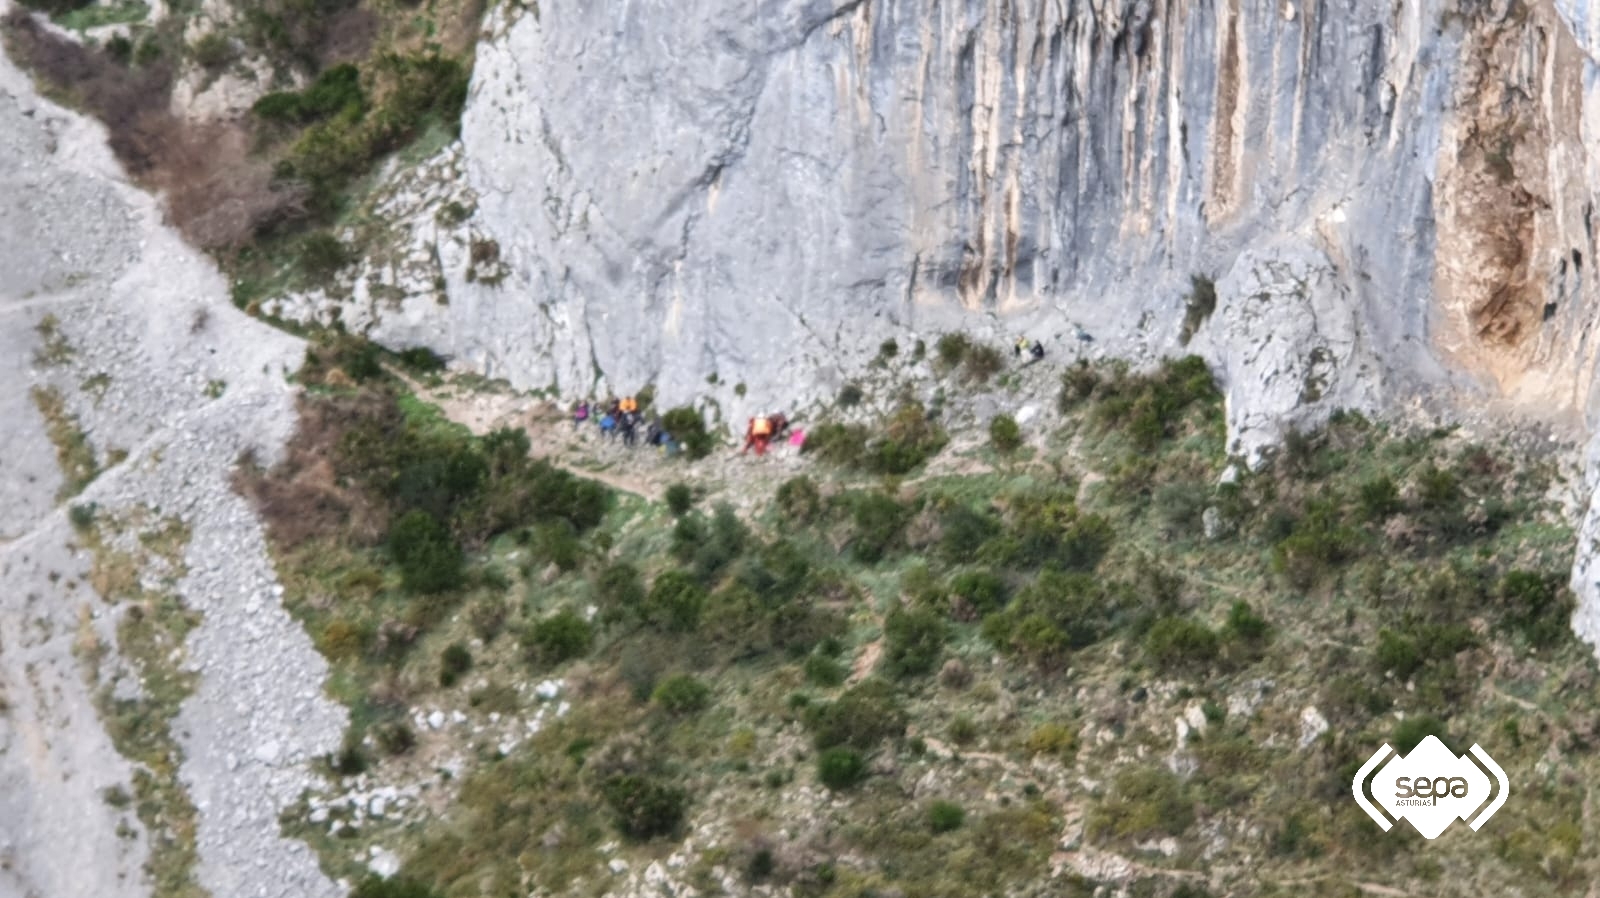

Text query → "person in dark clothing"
[620,411,638,447]
[1030,340,1045,361]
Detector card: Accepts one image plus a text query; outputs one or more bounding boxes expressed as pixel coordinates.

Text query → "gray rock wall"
[448,0,1470,425]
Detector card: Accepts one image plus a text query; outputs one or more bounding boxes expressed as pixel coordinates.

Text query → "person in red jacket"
[742,415,774,456]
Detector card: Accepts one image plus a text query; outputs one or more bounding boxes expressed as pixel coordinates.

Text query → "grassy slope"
[251,352,1597,898]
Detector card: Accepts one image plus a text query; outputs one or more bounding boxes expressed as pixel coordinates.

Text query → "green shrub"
[850,492,909,563]
[1088,767,1193,840]
[1496,570,1571,648]
[351,874,443,898]
[1144,617,1219,670]
[878,338,899,360]
[805,679,907,750]
[191,32,236,71]
[947,714,979,745]
[652,674,712,714]
[1022,722,1078,761]
[298,231,350,279]
[881,606,947,678]
[816,747,867,790]
[775,475,823,523]
[1223,601,1269,642]
[1058,361,1100,410]
[1357,476,1401,521]
[530,520,583,571]
[387,510,463,594]
[398,346,446,373]
[524,609,593,665]
[804,653,847,687]
[989,414,1022,452]
[68,502,97,532]
[935,333,971,370]
[374,721,416,756]
[938,504,1000,564]
[1086,356,1220,451]
[664,483,694,516]
[644,570,707,632]
[661,406,715,459]
[594,561,646,624]
[1178,274,1217,345]
[253,64,364,124]
[804,422,869,468]
[927,800,966,833]
[837,383,864,407]
[946,569,1009,618]
[962,342,1005,383]
[439,642,472,687]
[600,774,688,840]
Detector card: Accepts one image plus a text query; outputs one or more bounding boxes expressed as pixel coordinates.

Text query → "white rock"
[1298,706,1330,748]
[428,710,447,730]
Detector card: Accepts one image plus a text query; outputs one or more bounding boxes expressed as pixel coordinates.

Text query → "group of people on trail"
[741,412,792,457]
[572,396,680,454]
[1015,336,1046,362]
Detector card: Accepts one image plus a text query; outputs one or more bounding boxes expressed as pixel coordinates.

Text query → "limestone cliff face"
[453,0,1461,434]
[438,0,1600,443]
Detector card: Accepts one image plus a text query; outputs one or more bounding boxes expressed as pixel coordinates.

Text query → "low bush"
[351,875,443,898]
[881,606,947,678]
[775,475,823,523]
[804,653,847,686]
[935,333,971,370]
[817,747,868,790]
[1496,570,1571,648]
[989,413,1022,452]
[1144,617,1220,670]
[1178,274,1217,345]
[524,609,593,665]
[927,800,966,833]
[1022,722,1078,761]
[837,382,864,407]
[805,679,907,750]
[644,570,707,632]
[439,642,472,687]
[652,674,712,714]
[298,231,351,279]
[1088,767,1194,841]
[374,721,416,756]
[962,342,1005,383]
[600,774,688,840]
[850,492,909,563]
[387,510,462,594]
[946,568,1009,619]
[661,406,715,459]
[664,483,694,516]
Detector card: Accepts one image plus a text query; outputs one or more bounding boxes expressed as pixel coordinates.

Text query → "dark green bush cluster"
[1061,356,1221,451]
[934,333,971,369]
[438,642,472,687]
[388,509,463,594]
[982,491,1114,572]
[599,774,688,840]
[849,492,909,563]
[267,54,470,213]
[652,674,711,714]
[804,402,948,475]
[816,747,867,790]
[1271,499,1362,590]
[989,413,1022,452]
[671,504,750,583]
[660,406,715,459]
[881,606,947,678]
[523,609,594,665]
[1087,767,1194,841]
[927,800,966,833]
[981,571,1117,668]
[351,875,443,898]
[664,483,694,516]
[1143,616,1220,671]
[805,680,907,751]
[1178,274,1217,346]
[253,63,364,124]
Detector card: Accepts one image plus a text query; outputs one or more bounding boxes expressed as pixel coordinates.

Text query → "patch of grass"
[32,386,99,501]
[33,313,74,366]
